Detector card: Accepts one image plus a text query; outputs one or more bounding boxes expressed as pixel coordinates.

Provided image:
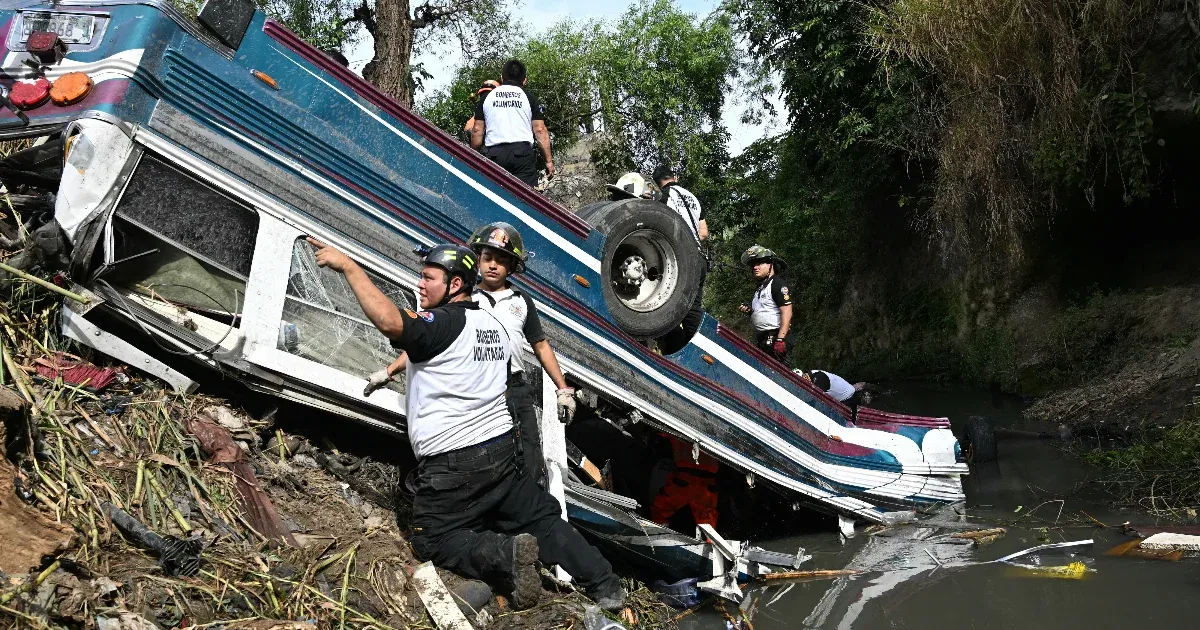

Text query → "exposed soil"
[1022,286,1200,435]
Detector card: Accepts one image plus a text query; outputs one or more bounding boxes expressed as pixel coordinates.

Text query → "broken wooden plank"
[412,562,474,630]
[759,569,861,581]
[951,527,1006,540]
[1103,538,1181,560]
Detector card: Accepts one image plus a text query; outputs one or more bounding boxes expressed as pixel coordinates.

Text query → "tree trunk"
[363,0,416,109]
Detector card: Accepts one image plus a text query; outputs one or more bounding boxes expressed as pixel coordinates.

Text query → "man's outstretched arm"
[308,237,405,339]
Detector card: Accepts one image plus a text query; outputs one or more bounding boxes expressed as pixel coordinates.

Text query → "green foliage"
[418,0,737,195]
[868,0,1172,262]
[261,0,358,51]
[1081,412,1200,515]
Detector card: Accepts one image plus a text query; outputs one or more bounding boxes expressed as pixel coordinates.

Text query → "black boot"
[510,533,542,610]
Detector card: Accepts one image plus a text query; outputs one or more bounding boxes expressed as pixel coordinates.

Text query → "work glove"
[557,387,577,424]
[772,338,787,359]
[363,368,392,396]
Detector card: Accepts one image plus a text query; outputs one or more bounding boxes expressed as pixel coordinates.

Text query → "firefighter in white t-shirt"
[467,221,575,487]
[471,59,554,187]
[738,245,794,364]
[308,239,625,612]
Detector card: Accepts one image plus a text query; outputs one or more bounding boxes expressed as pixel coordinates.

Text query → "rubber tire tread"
[965,416,997,463]
[581,198,703,339]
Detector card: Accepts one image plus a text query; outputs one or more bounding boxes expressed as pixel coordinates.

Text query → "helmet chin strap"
[436,276,471,307]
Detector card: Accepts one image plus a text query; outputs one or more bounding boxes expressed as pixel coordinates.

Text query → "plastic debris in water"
[1007,561,1092,579]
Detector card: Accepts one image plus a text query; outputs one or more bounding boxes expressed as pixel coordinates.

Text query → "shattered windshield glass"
[281,239,415,392]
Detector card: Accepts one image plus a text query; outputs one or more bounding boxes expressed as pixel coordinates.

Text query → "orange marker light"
[573,275,590,288]
[50,72,93,106]
[252,70,279,90]
[702,354,715,364]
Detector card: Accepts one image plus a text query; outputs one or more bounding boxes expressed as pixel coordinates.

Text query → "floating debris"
[1104,539,1182,561]
[1006,561,1093,580]
[1139,532,1200,552]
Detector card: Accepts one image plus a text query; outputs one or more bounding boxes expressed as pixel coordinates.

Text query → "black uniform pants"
[657,265,706,355]
[756,328,793,367]
[409,431,618,594]
[506,376,546,487]
[485,142,538,187]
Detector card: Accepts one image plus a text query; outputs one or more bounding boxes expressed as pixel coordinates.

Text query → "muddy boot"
[587,577,627,612]
[510,533,542,610]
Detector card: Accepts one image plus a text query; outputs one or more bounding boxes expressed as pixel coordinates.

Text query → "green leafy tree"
[419,0,738,197]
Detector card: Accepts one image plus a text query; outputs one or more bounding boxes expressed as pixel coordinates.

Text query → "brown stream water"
[687,382,1196,630]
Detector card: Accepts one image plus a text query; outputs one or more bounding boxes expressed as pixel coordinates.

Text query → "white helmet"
[605,172,648,199]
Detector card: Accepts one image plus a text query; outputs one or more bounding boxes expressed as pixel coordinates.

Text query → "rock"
[292,454,319,469]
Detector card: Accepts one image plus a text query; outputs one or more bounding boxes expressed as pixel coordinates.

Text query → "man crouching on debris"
[307,237,627,612]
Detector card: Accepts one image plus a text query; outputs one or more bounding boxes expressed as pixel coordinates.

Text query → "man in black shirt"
[471,59,554,187]
[308,238,625,612]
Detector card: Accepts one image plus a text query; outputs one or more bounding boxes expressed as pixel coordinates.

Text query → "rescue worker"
[471,59,554,187]
[605,172,649,201]
[364,223,578,487]
[652,165,708,354]
[738,245,793,364]
[652,164,708,246]
[462,79,500,140]
[309,238,625,611]
[799,369,872,409]
[650,434,719,528]
[468,222,575,486]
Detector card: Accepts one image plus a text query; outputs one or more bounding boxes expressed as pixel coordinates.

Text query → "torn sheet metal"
[61,308,197,394]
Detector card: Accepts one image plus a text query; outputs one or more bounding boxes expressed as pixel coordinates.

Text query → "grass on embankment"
[1079,406,1200,518]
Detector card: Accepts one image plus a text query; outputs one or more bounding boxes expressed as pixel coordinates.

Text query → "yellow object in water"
[1008,561,1092,579]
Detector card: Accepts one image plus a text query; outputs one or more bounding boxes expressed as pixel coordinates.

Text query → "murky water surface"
[690,382,1196,629]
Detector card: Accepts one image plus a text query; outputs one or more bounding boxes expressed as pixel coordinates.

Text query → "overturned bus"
[0,0,966,584]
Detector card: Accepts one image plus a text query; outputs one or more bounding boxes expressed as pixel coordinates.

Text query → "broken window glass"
[280,238,415,393]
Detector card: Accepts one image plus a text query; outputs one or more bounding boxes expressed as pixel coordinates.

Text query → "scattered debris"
[95,611,160,630]
[100,502,203,577]
[759,569,862,582]
[951,527,1006,547]
[1139,532,1200,552]
[0,387,75,575]
[411,562,473,630]
[1104,539,1182,561]
[583,604,628,630]
[32,352,123,391]
[1006,561,1092,579]
[187,412,297,545]
[0,274,678,628]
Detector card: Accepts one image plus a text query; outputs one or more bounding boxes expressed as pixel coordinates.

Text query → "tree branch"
[341,0,376,36]
[412,0,478,29]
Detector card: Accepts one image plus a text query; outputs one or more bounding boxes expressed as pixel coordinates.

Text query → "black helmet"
[467,221,528,273]
[740,245,787,273]
[418,244,478,305]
